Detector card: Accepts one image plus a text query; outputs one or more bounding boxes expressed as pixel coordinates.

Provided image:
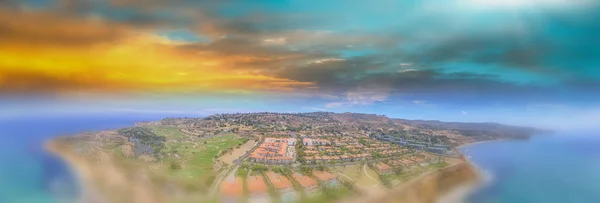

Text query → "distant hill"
[394,119,543,142]
[157,112,542,146]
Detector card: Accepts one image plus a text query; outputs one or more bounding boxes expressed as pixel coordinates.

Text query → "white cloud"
[461,111,468,115]
[303,107,328,111]
[310,58,345,64]
[325,88,389,108]
[325,102,348,108]
[413,100,427,104]
[398,68,418,73]
[262,37,287,45]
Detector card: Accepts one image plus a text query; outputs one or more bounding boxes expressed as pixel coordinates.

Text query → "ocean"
[461,132,600,203]
[0,114,170,203]
[1,114,599,203]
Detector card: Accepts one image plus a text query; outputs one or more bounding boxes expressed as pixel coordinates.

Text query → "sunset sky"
[1,0,599,129]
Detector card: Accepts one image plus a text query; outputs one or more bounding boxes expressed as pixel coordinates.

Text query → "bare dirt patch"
[218,140,257,165]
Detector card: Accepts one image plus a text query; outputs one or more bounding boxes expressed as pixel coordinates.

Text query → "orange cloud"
[0,9,315,96]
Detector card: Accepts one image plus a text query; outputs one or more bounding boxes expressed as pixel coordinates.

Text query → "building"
[374,163,392,174]
[303,138,331,146]
[247,175,268,196]
[313,171,338,187]
[426,147,448,154]
[250,139,296,164]
[408,143,426,150]
[266,172,297,203]
[220,177,244,203]
[266,172,294,193]
[264,137,297,146]
[292,173,319,194]
[247,175,269,203]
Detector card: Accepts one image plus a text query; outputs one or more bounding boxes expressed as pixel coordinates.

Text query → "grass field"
[387,160,450,185]
[146,126,247,193]
[334,164,380,188]
[148,126,189,138]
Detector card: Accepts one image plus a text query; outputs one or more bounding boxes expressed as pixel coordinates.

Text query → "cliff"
[347,160,479,203]
[47,141,169,203]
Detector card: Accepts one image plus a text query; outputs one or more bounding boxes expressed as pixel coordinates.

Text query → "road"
[363,164,380,184]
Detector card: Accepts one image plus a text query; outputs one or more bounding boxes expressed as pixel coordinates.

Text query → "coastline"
[342,158,481,203]
[458,139,509,149]
[434,159,485,203]
[442,139,514,203]
[45,137,502,203]
[47,138,485,203]
[436,157,486,203]
[45,140,108,203]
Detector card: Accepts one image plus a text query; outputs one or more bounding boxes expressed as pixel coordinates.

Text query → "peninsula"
[47,112,540,203]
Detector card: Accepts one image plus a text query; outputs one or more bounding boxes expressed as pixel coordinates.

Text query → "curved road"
[363,164,380,184]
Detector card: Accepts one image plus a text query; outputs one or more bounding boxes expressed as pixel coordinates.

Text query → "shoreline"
[458,139,507,149]
[434,158,486,203]
[436,158,486,203]
[45,140,108,203]
[443,139,516,203]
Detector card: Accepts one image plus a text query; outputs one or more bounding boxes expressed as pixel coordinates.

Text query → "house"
[313,171,338,187]
[303,138,331,146]
[266,172,297,203]
[340,155,351,162]
[292,173,319,194]
[374,163,392,174]
[247,175,269,203]
[266,172,294,193]
[247,175,268,197]
[249,140,295,164]
[220,177,244,203]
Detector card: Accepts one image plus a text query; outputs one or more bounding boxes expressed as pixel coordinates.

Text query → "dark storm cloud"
[271,52,520,95]
[403,31,554,73]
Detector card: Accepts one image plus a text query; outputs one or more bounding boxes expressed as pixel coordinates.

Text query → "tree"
[300,166,312,176]
[393,168,403,176]
[170,162,182,170]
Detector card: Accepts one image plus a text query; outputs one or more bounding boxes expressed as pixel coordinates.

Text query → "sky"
[0,0,599,130]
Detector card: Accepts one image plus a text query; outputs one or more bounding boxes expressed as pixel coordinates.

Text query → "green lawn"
[149,126,189,138]
[387,161,449,183]
[155,132,247,192]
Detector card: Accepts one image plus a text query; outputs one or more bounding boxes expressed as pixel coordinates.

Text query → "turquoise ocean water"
[461,132,600,203]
